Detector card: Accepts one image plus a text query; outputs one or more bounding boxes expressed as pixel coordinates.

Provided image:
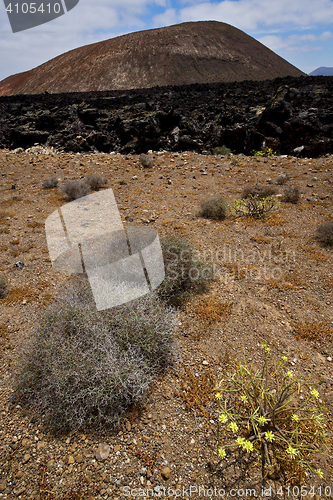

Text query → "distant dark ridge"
[1,75,332,158]
[0,21,305,96]
[309,67,333,76]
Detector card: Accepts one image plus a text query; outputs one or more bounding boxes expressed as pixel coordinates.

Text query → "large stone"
[95,443,110,461]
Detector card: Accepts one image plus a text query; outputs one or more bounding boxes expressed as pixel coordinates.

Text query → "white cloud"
[258,31,332,54]
[176,0,333,31]
[153,8,178,26]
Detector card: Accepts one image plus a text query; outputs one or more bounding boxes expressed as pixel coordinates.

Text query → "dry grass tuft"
[266,271,304,290]
[250,235,273,244]
[193,297,233,324]
[176,367,217,423]
[47,193,64,206]
[1,287,37,305]
[292,320,333,342]
[300,245,329,263]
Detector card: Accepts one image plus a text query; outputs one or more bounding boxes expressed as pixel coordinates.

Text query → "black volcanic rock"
[0,21,305,96]
[0,76,332,157]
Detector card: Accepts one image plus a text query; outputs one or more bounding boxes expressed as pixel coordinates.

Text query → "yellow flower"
[236,437,245,448]
[243,440,254,452]
[228,422,239,433]
[311,389,319,399]
[218,447,227,459]
[264,431,275,442]
[291,414,299,422]
[215,392,222,400]
[282,356,287,362]
[261,343,270,352]
[219,414,228,424]
[286,371,293,378]
[258,416,269,426]
[316,469,324,479]
[241,395,248,403]
[286,445,298,459]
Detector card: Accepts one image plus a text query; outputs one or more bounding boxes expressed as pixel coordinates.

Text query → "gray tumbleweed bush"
[60,180,90,201]
[13,276,178,434]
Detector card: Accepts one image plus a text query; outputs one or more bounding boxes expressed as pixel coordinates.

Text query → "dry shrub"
[157,236,213,306]
[316,220,333,247]
[139,154,154,168]
[42,178,59,189]
[292,320,333,342]
[85,174,107,191]
[242,184,276,199]
[13,275,177,434]
[60,180,90,201]
[276,174,290,185]
[282,185,300,204]
[200,197,227,220]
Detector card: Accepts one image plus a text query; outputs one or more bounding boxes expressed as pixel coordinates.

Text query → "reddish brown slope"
[0,21,306,96]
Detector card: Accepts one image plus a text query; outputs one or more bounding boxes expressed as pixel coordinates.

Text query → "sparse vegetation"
[316,220,333,247]
[0,276,7,298]
[215,343,330,484]
[13,275,177,434]
[157,237,213,306]
[212,145,231,155]
[292,320,333,342]
[242,184,276,199]
[42,178,59,189]
[139,154,154,168]
[85,174,107,191]
[253,147,276,157]
[200,197,227,220]
[230,196,279,219]
[282,185,300,204]
[276,174,290,185]
[60,180,90,201]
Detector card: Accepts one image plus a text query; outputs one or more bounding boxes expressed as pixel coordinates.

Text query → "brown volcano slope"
[0,21,305,96]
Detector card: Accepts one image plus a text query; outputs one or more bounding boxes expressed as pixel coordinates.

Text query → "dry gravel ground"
[0,149,333,499]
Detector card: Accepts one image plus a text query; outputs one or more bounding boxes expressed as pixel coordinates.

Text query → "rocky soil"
[0,148,333,499]
[0,76,333,159]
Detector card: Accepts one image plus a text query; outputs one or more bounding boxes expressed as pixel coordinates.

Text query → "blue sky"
[0,0,332,82]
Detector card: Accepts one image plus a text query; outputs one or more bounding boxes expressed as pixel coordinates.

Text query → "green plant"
[85,174,107,191]
[242,184,276,199]
[253,147,276,157]
[200,197,227,220]
[282,185,300,204]
[60,180,90,201]
[13,275,177,434]
[229,196,279,219]
[42,178,59,189]
[215,343,330,484]
[316,220,333,247]
[212,145,231,155]
[157,237,214,306]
